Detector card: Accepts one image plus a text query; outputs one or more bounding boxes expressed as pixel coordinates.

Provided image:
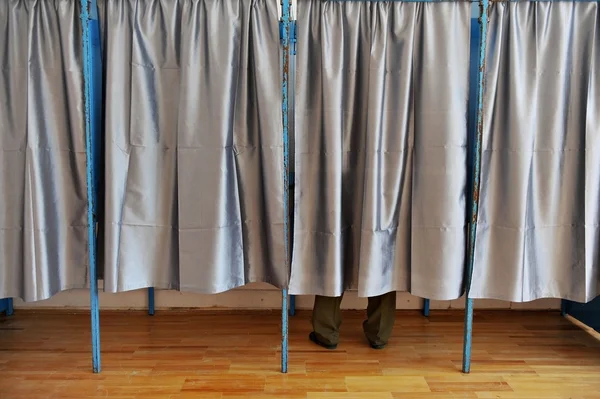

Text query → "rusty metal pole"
[81,0,102,373]
[463,0,489,374]
[280,0,292,375]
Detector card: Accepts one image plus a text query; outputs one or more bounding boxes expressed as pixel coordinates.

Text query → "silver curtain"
[0,0,89,302]
[470,1,600,303]
[289,0,472,299]
[100,0,286,293]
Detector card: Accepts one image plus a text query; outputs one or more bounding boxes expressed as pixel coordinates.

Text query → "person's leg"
[310,294,344,349]
[363,291,396,349]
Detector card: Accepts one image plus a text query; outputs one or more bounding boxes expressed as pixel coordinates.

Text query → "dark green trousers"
[312,291,396,346]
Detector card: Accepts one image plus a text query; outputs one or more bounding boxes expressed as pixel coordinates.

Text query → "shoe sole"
[309,332,337,350]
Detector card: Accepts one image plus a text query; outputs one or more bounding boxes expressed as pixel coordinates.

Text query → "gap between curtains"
[471,1,600,303]
[99,0,287,294]
[289,0,472,299]
[0,0,89,302]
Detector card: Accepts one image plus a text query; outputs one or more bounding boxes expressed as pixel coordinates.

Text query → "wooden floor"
[1,310,600,399]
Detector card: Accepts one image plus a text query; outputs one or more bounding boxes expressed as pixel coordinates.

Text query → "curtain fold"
[289,0,471,299]
[0,0,89,302]
[100,0,286,293]
[470,1,600,303]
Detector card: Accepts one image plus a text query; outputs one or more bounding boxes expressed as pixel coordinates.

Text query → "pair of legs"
[310,291,396,349]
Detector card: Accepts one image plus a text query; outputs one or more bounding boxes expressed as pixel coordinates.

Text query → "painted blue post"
[81,0,102,373]
[290,295,296,316]
[6,298,14,316]
[280,0,291,375]
[282,289,289,373]
[148,287,155,316]
[423,298,430,317]
[463,298,474,373]
[561,299,567,317]
[463,0,489,375]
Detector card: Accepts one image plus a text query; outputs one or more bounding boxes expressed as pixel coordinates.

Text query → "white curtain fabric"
[289,0,472,299]
[99,0,287,294]
[470,1,600,303]
[0,0,89,302]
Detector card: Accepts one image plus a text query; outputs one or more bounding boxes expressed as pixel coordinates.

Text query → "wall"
[12,282,560,311]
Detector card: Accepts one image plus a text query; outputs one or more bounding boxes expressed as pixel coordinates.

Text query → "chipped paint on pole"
[463,0,490,374]
[280,0,291,375]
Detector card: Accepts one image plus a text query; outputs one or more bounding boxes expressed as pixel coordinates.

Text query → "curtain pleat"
[471,1,600,303]
[0,0,88,302]
[289,0,471,299]
[100,0,286,293]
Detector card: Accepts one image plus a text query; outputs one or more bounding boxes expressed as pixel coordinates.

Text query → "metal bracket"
[279,19,296,53]
[290,21,297,56]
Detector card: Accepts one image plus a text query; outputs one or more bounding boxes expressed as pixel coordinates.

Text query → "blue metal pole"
[422,299,430,317]
[463,298,474,373]
[463,0,489,375]
[290,295,296,316]
[148,287,155,316]
[280,0,291,375]
[6,298,13,316]
[81,0,102,373]
[282,289,289,373]
[561,299,567,317]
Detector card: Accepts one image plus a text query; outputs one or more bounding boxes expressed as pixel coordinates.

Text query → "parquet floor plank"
[0,310,599,398]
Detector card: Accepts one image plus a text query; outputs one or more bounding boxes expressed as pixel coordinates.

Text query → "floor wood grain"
[1,310,599,398]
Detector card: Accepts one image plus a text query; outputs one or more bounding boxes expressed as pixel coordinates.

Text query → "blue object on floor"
[148,287,155,316]
[0,298,13,316]
[563,297,600,332]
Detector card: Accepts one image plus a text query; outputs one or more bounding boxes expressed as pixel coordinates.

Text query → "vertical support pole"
[462,298,474,373]
[462,0,489,375]
[423,299,430,317]
[7,298,14,316]
[280,0,291,375]
[282,289,289,373]
[82,0,102,373]
[148,288,155,316]
[290,295,296,316]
